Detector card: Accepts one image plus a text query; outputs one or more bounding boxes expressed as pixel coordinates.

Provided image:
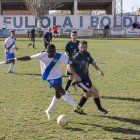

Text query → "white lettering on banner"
[126,29,140,35]
[111,30,125,35]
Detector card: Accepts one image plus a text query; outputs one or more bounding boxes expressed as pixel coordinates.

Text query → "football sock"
[94,98,102,110]
[8,63,14,71]
[72,80,77,85]
[47,96,59,112]
[78,96,87,107]
[29,43,32,46]
[33,45,35,48]
[0,61,6,65]
[65,79,72,90]
[62,94,76,107]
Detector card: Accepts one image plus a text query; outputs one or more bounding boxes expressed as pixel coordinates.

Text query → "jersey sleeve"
[69,54,78,67]
[4,38,9,45]
[60,53,69,63]
[30,53,42,60]
[43,33,47,38]
[89,54,94,65]
[65,42,69,55]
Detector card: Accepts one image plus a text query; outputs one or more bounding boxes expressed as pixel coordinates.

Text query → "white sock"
[46,96,59,112]
[62,94,76,107]
[0,61,6,65]
[8,64,14,71]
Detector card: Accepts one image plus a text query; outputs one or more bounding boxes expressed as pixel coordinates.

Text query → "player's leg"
[45,91,61,121]
[65,75,75,94]
[6,53,15,73]
[32,39,36,49]
[27,38,33,48]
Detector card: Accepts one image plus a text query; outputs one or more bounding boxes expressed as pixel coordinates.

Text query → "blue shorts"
[47,77,62,88]
[5,52,15,60]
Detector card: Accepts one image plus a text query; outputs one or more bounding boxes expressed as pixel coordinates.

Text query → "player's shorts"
[5,52,15,60]
[47,77,62,88]
[77,77,92,92]
[31,37,35,41]
[54,31,57,34]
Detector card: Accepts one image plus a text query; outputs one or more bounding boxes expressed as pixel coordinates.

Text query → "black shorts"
[77,78,92,92]
[44,43,49,49]
[54,31,57,34]
[31,38,35,41]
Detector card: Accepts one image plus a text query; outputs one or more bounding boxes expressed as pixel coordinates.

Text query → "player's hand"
[7,58,15,63]
[80,61,85,69]
[98,70,104,77]
[7,50,10,54]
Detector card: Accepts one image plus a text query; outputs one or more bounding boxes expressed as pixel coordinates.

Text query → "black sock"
[33,45,34,48]
[29,43,32,46]
[94,98,102,110]
[65,80,72,90]
[72,80,77,85]
[57,35,58,37]
[78,96,87,107]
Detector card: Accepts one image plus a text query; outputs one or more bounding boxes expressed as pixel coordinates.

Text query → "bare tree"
[24,0,64,29]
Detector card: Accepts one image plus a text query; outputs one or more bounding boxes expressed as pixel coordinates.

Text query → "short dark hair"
[47,44,56,50]
[71,30,77,34]
[32,26,35,28]
[79,40,87,46]
[10,30,15,33]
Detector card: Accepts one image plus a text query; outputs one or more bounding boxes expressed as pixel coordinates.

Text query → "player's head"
[78,40,88,55]
[47,44,56,58]
[54,24,56,26]
[10,30,15,38]
[32,26,35,29]
[71,30,77,41]
[48,27,51,32]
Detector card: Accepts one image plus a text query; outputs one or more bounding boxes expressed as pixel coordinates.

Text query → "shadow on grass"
[64,127,83,131]
[100,95,140,102]
[79,122,140,135]
[98,115,140,125]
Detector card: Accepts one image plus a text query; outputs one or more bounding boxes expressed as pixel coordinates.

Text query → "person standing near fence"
[2,21,7,29]
[98,21,103,29]
[132,21,137,29]
[104,23,110,37]
[137,22,140,29]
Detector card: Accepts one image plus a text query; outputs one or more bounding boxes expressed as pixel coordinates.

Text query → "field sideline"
[0,38,140,140]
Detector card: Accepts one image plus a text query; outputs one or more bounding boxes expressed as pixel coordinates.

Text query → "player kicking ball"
[2,30,18,73]
[67,40,108,114]
[5,44,85,120]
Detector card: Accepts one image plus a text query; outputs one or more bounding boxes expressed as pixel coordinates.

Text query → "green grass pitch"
[0,37,140,140]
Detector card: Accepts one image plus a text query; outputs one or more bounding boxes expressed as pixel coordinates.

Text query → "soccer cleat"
[71,83,77,91]
[74,105,85,114]
[27,45,29,48]
[65,90,72,95]
[45,110,53,121]
[98,108,108,114]
[8,70,14,73]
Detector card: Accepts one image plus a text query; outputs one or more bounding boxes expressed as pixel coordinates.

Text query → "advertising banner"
[126,29,140,35]
[111,30,125,35]
[15,29,26,35]
[0,29,9,36]
[78,29,93,36]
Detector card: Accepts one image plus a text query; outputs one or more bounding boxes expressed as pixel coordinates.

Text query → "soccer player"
[3,30,18,73]
[27,26,36,49]
[6,44,84,120]
[43,27,52,49]
[53,24,58,38]
[67,40,108,114]
[65,30,80,95]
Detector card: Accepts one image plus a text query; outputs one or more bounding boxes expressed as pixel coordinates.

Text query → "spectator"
[104,23,110,36]
[132,21,137,29]
[53,24,58,38]
[137,22,140,29]
[2,21,7,29]
[98,21,103,29]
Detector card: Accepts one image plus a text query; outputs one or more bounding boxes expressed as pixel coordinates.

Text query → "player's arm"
[69,57,85,67]
[3,43,10,54]
[43,37,50,44]
[92,62,104,77]
[67,65,81,82]
[13,44,18,50]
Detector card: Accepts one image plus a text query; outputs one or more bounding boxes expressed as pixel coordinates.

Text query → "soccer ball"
[57,115,69,126]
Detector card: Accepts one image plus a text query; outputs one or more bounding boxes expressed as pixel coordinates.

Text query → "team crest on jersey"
[86,82,89,86]
[50,80,54,83]
[53,59,57,62]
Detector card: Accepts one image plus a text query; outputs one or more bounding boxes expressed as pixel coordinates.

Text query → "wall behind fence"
[0,15,140,29]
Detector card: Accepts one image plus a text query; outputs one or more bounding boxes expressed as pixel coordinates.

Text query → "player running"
[3,30,18,73]
[67,40,108,114]
[6,44,85,120]
[65,30,80,95]
[27,26,36,49]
